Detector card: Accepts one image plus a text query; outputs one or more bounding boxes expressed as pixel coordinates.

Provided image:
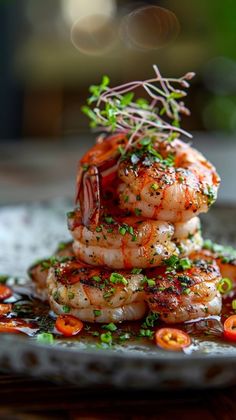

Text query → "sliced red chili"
[0,303,12,315]
[55,315,84,337]
[155,328,191,351]
[0,284,12,301]
[0,318,35,334]
[224,315,236,342]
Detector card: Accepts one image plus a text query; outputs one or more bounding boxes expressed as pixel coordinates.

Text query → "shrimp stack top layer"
[44,133,222,324]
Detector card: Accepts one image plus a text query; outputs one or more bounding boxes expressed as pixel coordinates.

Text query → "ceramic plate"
[0,198,236,389]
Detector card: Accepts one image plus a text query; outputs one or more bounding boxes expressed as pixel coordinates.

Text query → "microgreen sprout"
[82,65,195,153]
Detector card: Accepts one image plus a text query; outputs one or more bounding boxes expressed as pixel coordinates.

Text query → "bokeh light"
[203,57,236,95]
[70,14,117,56]
[120,5,180,50]
[62,0,116,24]
[203,96,236,132]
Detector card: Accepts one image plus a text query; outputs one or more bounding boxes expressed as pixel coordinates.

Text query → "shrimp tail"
[76,165,101,227]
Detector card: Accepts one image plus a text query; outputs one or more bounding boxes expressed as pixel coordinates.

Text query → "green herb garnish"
[102,323,117,332]
[82,66,194,152]
[37,333,54,345]
[110,273,128,286]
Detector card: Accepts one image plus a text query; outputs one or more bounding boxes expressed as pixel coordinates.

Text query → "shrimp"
[173,216,203,255]
[47,259,147,323]
[191,241,236,285]
[118,138,220,223]
[68,209,202,269]
[76,133,127,226]
[28,242,73,300]
[145,256,222,323]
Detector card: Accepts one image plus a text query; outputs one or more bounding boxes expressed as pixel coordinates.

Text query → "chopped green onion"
[151,183,158,191]
[232,300,236,310]
[134,208,142,216]
[110,272,128,286]
[119,227,127,236]
[103,288,116,299]
[217,278,233,294]
[37,333,54,344]
[102,323,117,332]
[92,275,102,282]
[164,255,179,268]
[62,305,70,313]
[100,331,112,345]
[68,292,75,300]
[139,329,154,338]
[104,216,114,224]
[142,312,159,328]
[179,258,192,270]
[118,145,125,155]
[131,268,142,274]
[93,310,101,317]
[57,242,67,251]
[0,275,9,284]
[119,333,130,341]
[147,279,155,287]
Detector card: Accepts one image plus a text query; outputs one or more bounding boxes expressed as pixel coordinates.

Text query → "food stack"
[46,67,222,325]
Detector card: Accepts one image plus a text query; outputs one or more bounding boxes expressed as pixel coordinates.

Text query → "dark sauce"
[0,276,236,352]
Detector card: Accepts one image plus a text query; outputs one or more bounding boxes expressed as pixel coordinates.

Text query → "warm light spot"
[70,14,117,56]
[120,5,180,50]
[62,0,116,24]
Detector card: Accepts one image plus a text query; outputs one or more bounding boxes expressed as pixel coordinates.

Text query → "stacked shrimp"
[47,133,222,324]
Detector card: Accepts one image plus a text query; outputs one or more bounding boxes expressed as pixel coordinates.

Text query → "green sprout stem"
[83,64,195,156]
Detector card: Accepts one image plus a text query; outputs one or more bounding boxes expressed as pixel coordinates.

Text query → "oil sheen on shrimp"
[47,259,147,323]
[145,256,222,323]
[118,138,220,223]
[68,209,202,269]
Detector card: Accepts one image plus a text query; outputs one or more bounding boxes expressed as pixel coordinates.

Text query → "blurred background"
[0,0,236,204]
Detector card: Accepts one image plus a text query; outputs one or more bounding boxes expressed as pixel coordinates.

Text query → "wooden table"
[0,373,236,419]
[0,137,236,419]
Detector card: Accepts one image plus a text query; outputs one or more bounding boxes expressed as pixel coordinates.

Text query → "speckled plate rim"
[1,334,236,389]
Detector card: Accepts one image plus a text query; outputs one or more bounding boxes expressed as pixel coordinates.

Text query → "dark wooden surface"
[0,373,236,420]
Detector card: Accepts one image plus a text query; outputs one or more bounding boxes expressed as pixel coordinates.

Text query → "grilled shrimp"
[118,138,220,223]
[145,256,222,323]
[68,209,202,269]
[191,242,236,285]
[47,259,147,322]
[29,242,73,300]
